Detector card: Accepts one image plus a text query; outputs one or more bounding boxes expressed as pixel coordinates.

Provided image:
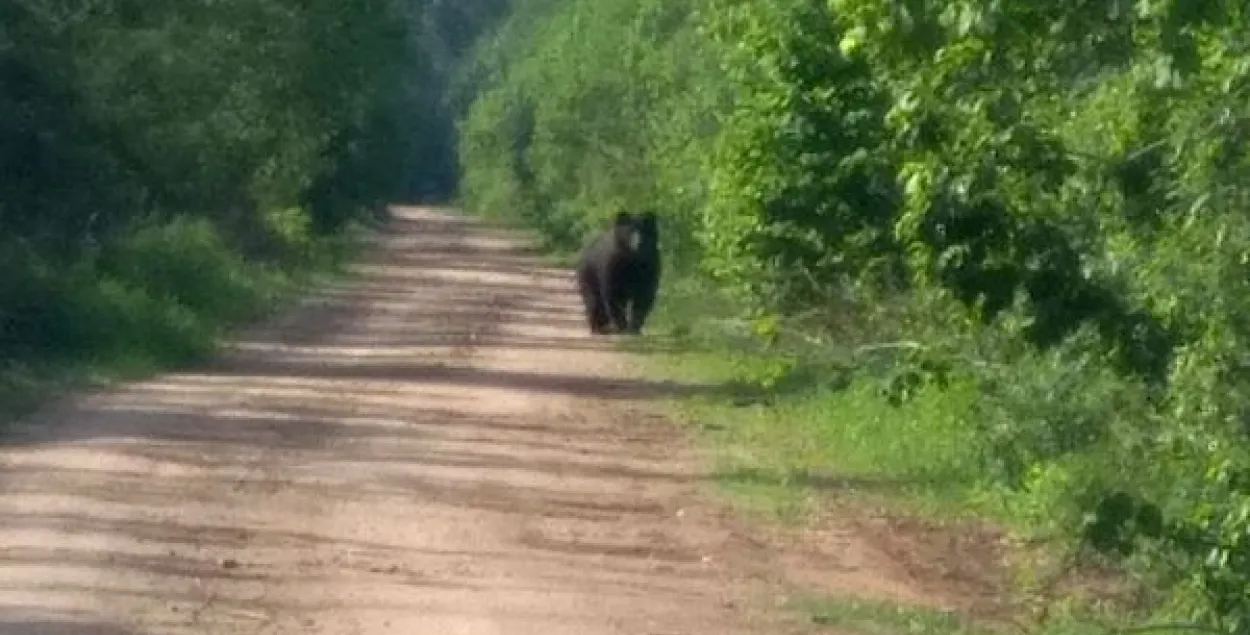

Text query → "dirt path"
[0,206,959,635]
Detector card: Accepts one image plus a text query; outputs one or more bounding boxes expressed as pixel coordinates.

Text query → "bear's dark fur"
[575,211,661,335]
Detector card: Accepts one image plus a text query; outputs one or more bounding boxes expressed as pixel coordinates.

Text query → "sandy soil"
[0,206,989,635]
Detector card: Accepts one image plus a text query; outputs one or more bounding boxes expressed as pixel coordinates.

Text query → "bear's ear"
[612,211,633,226]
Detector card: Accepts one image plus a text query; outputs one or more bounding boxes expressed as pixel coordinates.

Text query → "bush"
[0,218,295,370]
[456,0,1250,629]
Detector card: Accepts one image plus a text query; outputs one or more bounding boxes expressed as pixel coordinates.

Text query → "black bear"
[575,211,661,335]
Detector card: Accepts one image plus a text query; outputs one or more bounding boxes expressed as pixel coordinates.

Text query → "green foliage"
[0,0,515,414]
[457,0,723,264]
[698,0,904,311]
[102,218,271,322]
[456,0,1250,628]
[0,220,296,377]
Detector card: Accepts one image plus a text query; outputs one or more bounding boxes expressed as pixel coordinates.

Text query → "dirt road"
[0,207,827,635]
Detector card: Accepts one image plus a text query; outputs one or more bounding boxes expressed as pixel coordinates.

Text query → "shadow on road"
[3,206,731,448]
[0,615,141,635]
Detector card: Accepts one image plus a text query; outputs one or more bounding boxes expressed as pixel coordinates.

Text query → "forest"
[4,0,1250,632]
[0,0,504,405]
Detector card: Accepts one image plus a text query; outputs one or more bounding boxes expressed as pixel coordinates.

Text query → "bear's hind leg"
[577,269,611,335]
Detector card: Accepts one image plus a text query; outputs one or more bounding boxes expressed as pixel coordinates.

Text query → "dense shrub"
[457,0,1250,629]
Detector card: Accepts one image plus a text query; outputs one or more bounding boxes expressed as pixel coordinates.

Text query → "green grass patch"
[795,594,1196,635]
[798,596,992,635]
[629,275,1002,525]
